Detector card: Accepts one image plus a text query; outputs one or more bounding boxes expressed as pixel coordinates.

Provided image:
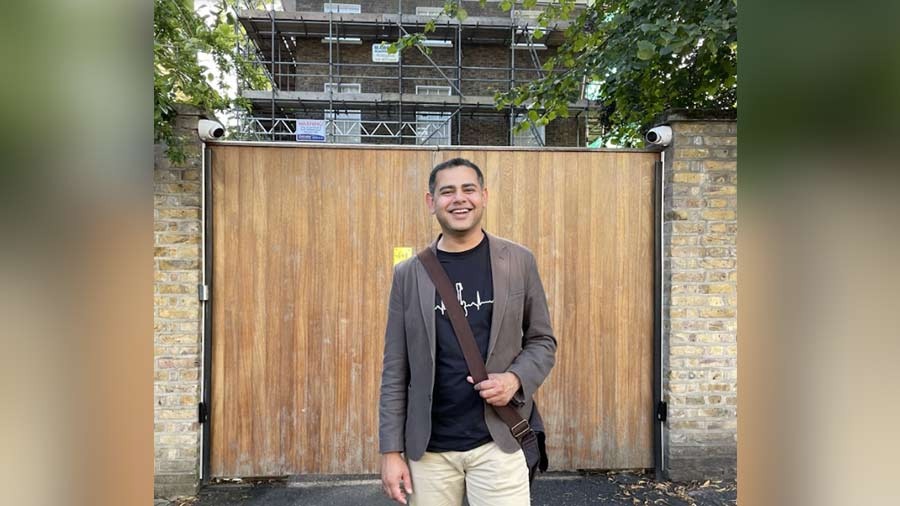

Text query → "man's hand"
[381,452,413,504]
[467,372,521,406]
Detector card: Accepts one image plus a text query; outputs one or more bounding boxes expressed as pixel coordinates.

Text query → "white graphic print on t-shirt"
[434,282,494,317]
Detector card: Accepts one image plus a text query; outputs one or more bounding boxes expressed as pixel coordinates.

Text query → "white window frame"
[415,86,453,146]
[324,82,361,94]
[415,85,452,96]
[513,9,543,19]
[323,3,361,14]
[416,7,444,17]
[325,83,361,144]
[512,113,545,147]
[325,110,362,144]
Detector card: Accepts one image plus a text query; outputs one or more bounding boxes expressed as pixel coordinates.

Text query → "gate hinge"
[198,402,209,424]
[656,401,668,422]
[198,284,209,301]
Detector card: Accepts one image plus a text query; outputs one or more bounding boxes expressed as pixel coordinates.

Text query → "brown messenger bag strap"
[417,247,533,441]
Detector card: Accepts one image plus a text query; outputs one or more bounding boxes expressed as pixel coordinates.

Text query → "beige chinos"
[407,442,530,506]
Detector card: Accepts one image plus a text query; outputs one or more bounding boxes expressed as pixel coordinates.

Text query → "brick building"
[236,1,591,146]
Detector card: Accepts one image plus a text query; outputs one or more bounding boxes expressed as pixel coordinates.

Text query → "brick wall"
[154,106,205,498]
[661,114,737,481]
[152,108,735,492]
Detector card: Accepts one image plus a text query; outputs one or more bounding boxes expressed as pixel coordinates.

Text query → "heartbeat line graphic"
[435,282,493,317]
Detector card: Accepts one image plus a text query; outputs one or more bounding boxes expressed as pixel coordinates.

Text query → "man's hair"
[428,158,484,194]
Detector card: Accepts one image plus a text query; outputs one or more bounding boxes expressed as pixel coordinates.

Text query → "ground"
[156,471,737,505]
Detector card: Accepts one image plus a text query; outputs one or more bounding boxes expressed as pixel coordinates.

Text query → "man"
[379,158,557,505]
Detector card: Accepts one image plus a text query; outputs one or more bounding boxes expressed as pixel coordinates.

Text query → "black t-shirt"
[427,234,494,452]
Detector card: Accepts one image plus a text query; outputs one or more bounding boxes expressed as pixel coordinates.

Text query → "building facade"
[236,1,591,146]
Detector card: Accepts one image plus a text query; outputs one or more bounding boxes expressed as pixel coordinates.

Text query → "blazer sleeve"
[378,263,409,454]
[507,251,557,402]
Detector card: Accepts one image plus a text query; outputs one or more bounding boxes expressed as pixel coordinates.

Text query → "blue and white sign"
[372,42,400,63]
[296,119,326,142]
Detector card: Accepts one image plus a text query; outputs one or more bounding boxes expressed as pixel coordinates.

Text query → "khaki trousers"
[407,441,530,506]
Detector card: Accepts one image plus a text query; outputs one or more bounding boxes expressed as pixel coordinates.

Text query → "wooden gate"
[208,145,657,476]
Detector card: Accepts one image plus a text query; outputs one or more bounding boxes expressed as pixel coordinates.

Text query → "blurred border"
[741,1,900,505]
[0,1,153,505]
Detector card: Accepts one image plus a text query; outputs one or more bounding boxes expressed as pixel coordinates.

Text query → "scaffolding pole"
[398,0,403,145]
[509,18,515,145]
[269,7,275,141]
[456,0,462,145]
[328,6,334,142]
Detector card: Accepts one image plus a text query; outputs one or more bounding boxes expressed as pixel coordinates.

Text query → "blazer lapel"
[416,238,440,363]
[487,233,509,359]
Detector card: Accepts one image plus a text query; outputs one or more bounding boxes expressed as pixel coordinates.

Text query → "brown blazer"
[379,232,557,460]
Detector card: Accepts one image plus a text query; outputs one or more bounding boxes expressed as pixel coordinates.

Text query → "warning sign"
[296,119,326,142]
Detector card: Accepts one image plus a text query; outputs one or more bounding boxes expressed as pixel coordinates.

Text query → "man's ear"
[425,192,435,214]
[482,187,488,207]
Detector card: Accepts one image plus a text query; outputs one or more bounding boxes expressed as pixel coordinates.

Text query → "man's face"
[426,165,488,236]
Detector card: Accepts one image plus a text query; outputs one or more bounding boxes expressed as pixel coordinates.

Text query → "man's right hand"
[380,452,413,504]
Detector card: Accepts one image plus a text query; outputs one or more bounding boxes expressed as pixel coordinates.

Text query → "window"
[512,114,545,146]
[323,3,361,14]
[415,86,452,146]
[416,7,444,16]
[416,85,452,96]
[321,37,362,45]
[512,9,543,19]
[325,83,361,143]
[324,83,360,94]
[325,110,361,144]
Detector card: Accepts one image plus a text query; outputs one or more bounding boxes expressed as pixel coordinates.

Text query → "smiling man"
[379,158,557,505]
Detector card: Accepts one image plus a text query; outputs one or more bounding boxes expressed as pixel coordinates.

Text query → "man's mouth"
[450,208,472,216]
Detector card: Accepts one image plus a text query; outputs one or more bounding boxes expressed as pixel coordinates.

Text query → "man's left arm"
[506,252,557,402]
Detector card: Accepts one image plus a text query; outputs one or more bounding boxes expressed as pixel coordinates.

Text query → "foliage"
[154,0,268,162]
[394,0,737,146]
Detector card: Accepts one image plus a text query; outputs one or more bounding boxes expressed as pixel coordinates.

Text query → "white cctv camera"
[198,119,225,141]
[645,125,673,146]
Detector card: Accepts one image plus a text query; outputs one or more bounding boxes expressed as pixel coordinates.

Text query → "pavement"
[157,471,737,506]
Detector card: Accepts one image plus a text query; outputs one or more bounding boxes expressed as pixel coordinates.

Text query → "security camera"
[645,125,672,146]
[198,119,225,141]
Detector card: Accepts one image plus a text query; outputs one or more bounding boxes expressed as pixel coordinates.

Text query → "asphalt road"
[167,471,736,506]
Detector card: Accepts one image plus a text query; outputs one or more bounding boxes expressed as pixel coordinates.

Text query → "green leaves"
[636,40,656,60]
[492,0,737,146]
[154,0,266,161]
[442,1,468,22]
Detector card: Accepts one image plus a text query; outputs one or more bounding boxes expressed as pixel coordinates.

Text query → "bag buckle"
[511,420,531,440]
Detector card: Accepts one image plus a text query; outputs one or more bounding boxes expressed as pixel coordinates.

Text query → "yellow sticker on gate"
[393,247,413,265]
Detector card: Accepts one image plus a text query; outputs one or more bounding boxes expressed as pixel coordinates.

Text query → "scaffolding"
[234,1,590,146]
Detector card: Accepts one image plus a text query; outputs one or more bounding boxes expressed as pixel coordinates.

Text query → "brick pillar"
[154,106,204,497]
[660,111,737,481]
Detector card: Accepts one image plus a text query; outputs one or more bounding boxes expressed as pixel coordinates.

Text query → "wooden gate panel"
[444,149,656,468]
[211,146,656,475]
